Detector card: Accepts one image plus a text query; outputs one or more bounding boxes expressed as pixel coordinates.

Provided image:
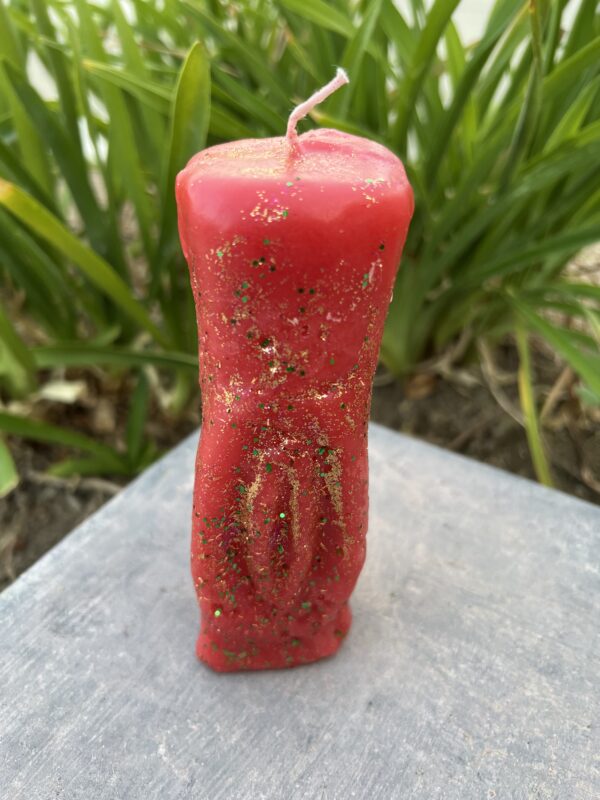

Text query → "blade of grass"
[126,370,150,468]
[82,60,172,113]
[0,300,37,397]
[109,0,167,155]
[0,435,18,498]
[511,296,600,397]
[182,3,290,107]
[333,0,384,117]
[158,41,210,263]
[425,0,525,185]
[0,2,53,193]
[30,0,81,146]
[0,135,56,209]
[0,412,129,473]
[32,344,197,371]
[213,66,283,133]
[515,322,553,486]
[0,179,170,347]
[47,456,128,479]
[74,0,155,262]
[3,61,107,256]
[391,0,462,151]
[278,0,353,37]
[498,0,544,191]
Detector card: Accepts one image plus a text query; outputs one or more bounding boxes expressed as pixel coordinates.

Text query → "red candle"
[177,72,413,671]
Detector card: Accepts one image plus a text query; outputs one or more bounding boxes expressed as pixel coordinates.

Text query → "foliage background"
[0,0,599,494]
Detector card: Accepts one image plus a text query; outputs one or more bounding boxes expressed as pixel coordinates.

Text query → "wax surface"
[177,130,413,671]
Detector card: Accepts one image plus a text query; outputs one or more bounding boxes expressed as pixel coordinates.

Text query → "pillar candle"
[177,71,413,671]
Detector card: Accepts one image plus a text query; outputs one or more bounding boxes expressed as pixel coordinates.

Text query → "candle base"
[196,604,352,672]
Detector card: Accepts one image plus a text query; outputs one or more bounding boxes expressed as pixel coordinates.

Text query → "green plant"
[0,0,599,487]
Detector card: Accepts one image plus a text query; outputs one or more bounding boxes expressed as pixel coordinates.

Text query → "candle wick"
[286,68,350,140]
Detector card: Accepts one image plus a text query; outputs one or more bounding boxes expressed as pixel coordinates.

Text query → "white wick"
[286,68,350,140]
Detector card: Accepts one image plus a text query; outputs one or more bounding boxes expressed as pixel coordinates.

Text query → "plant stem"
[515,322,553,487]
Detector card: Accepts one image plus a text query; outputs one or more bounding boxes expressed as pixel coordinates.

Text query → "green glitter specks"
[216,250,224,259]
[282,210,289,218]
[263,238,270,246]
[241,295,249,304]
[265,463,273,473]
[279,512,286,519]
[329,357,335,365]
[301,601,311,610]
[214,608,222,617]
[260,338,270,348]
[362,273,369,289]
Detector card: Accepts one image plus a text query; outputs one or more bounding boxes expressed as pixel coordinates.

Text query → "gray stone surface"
[1,424,599,799]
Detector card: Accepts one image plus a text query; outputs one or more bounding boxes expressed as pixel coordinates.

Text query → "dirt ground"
[1,342,598,592]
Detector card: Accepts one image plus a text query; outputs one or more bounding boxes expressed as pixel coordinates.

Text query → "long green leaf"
[0,435,18,498]
[82,59,172,113]
[158,41,210,258]
[515,322,553,487]
[0,300,37,397]
[511,297,600,398]
[2,61,107,255]
[278,0,353,36]
[126,370,150,467]
[0,412,129,473]
[392,0,462,150]
[0,179,169,347]
[32,344,197,371]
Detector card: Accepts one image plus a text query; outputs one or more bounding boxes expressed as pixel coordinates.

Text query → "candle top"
[180,129,411,192]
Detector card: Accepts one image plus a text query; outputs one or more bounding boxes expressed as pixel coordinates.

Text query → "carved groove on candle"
[242,438,323,603]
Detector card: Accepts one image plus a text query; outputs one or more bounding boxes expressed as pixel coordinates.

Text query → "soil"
[1,342,598,592]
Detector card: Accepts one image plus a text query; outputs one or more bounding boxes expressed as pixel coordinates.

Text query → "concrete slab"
[1,425,599,799]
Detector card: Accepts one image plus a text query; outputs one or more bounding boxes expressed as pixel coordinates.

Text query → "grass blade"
[158,41,210,261]
[391,0,462,151]
[0,412,129,473]
[0,179,170,347]
[515,323,553,487]
[2,60,107,255]
[278,0,353,36]
[511,296,600,397]
[32,344,197,371]
[0,300,37,397]
[126,370,150,468]
[0,435,18,498]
